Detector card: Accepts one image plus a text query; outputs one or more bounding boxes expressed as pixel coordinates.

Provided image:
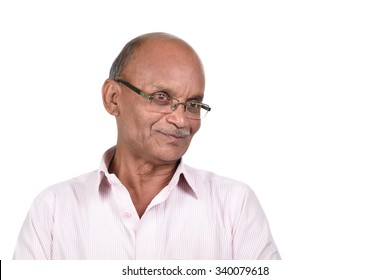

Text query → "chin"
[158,154,184,163]
[156,148,188,163]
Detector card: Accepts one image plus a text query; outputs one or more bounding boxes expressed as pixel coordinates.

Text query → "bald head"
[109,32,204,81]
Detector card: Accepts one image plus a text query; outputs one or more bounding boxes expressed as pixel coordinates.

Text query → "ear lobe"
[102,79,120,116]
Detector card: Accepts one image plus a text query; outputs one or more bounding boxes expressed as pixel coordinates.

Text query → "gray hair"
[108,37,142,80]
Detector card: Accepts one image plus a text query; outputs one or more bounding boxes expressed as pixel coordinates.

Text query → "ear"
[102,79,120,116]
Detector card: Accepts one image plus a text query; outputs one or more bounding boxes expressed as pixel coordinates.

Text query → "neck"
[108,145,179,217]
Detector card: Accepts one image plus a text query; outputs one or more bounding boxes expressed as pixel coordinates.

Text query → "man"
[13,32,280,259]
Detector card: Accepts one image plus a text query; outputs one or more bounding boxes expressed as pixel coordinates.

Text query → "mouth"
[161,132,186,141]
[157,129,190,145]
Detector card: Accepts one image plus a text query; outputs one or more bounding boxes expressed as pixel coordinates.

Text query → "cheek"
[117,105,151,138]
[190,121,201,135]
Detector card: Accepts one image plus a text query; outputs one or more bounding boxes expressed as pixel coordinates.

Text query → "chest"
[51,195,233,259]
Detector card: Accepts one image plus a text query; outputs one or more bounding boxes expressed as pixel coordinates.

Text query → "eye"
[152,92,171,105]
[186,100,201,112]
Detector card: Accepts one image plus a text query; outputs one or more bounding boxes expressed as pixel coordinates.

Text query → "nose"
[166,103,189,128]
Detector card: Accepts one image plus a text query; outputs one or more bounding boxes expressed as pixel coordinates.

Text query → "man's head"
[102,32,207,164]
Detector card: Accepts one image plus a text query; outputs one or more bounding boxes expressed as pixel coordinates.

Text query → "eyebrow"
[152,84,204,102]
[191,95,204,102]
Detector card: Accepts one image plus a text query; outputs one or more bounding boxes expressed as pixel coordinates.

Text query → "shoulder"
[31,170,99,208]
[182,164,266,229]
[182,163,255,200]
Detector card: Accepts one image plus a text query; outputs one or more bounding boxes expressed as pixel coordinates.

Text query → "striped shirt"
[13,147,280,260]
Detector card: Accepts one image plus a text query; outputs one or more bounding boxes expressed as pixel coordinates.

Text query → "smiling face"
[107,35,205,164]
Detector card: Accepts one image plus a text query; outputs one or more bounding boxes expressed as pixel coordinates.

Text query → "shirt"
[13,147,281,260]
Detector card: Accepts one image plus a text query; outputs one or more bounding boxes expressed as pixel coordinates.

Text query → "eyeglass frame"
[115,79,211,119]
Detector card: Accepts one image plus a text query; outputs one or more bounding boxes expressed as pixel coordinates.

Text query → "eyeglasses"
[115,79,211,120]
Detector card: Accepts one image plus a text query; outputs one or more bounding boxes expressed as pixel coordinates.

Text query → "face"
[114,38,205,164]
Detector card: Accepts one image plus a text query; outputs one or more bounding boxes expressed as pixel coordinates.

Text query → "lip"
[159,132,187,145]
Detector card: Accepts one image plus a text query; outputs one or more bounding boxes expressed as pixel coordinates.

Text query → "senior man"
[14,32,280,260]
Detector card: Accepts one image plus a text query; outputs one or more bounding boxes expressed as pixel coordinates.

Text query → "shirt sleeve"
[13,192,54,260]
[232,187,281,260]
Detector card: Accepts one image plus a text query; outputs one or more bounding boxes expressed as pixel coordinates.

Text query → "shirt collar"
[97,146,116,185]
[97,146,199,198]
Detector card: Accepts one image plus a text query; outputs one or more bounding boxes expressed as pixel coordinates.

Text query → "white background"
[1,0,389,278]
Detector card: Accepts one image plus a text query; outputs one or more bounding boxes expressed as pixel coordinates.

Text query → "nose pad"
[171,102,186,112]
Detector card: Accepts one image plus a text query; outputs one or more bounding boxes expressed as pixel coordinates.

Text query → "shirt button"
[123,211,131,219]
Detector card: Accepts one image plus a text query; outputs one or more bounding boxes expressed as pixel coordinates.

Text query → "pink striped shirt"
[13,147,280,260]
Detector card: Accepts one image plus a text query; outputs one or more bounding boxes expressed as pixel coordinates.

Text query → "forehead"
[124,37,205,94]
